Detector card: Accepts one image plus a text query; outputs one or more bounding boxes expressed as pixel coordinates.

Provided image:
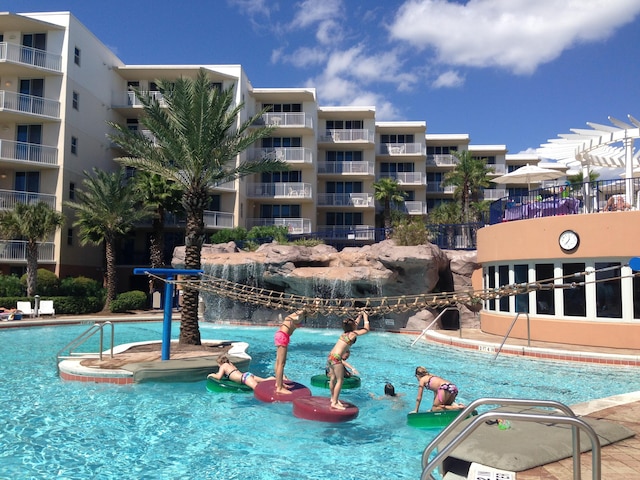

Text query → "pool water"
[2,322,640,480]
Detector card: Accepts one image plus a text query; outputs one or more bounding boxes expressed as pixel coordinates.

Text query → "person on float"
[208,355,274,390]
[411,366,465,412]
[326,310,370,409]
[273,308,307,394]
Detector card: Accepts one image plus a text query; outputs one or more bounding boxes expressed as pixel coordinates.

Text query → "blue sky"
[8,0,640,154]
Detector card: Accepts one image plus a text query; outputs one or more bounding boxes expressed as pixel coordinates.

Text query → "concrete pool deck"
[2,313,639,478]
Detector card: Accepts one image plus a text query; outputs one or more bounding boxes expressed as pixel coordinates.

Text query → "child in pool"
[208,355,274,390]
[412,366,464,412]
[274,308,306,394]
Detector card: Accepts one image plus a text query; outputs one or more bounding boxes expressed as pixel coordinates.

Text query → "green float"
[310,374,361,389]
[407,409,477,429]
[206,377,252,393]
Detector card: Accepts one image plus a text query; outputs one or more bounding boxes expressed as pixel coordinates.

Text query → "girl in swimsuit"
[327,311,370,409]
[411,366,464,412]
[208,355,274,391]
[274,308,307,394]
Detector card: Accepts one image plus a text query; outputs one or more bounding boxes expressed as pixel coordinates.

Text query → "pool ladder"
[56,321,115,367]
[421,397,601,480]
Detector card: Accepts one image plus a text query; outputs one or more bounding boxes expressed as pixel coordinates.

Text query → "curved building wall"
[477,211,640,349]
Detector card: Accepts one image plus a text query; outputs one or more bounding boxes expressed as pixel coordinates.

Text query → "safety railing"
[56,321,115,366]
[421,397,601,480]
[411,307,461,346]
[493,312,530,359]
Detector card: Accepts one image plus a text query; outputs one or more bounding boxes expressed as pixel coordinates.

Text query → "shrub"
[0,274,23,297]
[391,217,431,246]
[21,269,60,296]
[210,227,248,244]
[110,290,147,313]
[60,276,104,298]
[247,225,289,244]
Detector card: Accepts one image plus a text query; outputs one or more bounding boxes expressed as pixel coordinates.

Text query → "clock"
[559,230,579,252]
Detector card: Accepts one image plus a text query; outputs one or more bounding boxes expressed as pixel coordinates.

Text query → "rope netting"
[146,264,639,317]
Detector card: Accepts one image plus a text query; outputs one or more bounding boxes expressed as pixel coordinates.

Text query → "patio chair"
[16,301,34,318]
[39,300,55,317]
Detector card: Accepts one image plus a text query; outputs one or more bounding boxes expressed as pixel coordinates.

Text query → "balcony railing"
[261,112,313,128]
[317,161,374,175]
[482,188,507,200]
[0,42,62,72]
[316,225,377,241]
[248,147,313,164]
[247,217,312,234]
[401,201,428,215]
[204,211,234,228]
[0,139,58,165]
[378,172,426,185]
[316,193,373,207]
[0,91,60,119]
[318,129,375,143]
[378,143,425,155]
[247,182,312,199]
[427,181,455,194]
[0,240,55,262]
[0,190,56,209]
[426,154,458,167]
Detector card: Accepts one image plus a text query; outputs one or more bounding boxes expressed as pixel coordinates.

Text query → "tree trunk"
[25,241,39,297]
[104,237,117,312]
[149,209,165,291]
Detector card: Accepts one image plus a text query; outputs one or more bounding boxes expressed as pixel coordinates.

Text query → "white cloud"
[227,0,271,16]
[432,70,464,88]
[292,0,343,28]
[273,46,328,68]
[388,0,640,74]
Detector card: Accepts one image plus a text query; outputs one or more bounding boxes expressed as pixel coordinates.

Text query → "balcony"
[487,164,505,175]
[247,182,312,199]
[0,42,62,73]
[0,140,58,166]
[261,112,313,129]
[248,147,313,165]
[317,161,374,176]
[247,217,312,234]
[378,143,425,156]
[0,190,56,209]
[316,225,376,241]
[316,193,373,207]
[112,91,167,109]
[482,188,507,200]
[0,240,55,262]
[204,210,234,229]
[400,201,428,215]
[377,172,426,186]
[426,154,458,167]
[0,91,60,120]
[426,181,456,194]
[318,129,375,144]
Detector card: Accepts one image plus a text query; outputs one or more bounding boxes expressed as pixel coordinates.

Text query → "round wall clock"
[559,229,579,252]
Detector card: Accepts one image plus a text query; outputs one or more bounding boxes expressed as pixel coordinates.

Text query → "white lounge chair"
[39,300,55,317]
[16,301,34,318]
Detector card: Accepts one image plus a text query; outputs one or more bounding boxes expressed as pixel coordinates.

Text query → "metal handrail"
[411,307,460,346]
[493,312,530,359]
[421,397,600,480]
[56,321,115,364]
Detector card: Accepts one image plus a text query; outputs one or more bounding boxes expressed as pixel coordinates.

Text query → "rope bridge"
[146,263,640,317]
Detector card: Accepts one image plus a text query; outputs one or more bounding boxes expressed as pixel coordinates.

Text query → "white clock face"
[559,230,579,251]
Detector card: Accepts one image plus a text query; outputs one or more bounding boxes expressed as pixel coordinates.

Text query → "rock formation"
[172,240,481,332]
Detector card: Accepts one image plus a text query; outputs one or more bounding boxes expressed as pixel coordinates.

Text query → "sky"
[6,0,640,156]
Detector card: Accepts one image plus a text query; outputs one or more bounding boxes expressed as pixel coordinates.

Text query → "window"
[326,120,363,129]
[427,145,458,155]
[381,134,414,143]
[263,103,302,112]
[69,182,75,200]
[562,263,586,316]
[74,47,81,66]
[260,204,301,218]
[486,266,495,311]
[126,119,138,131]
[326,182,363,194]
[70,136,78,155]
[67,228,73,246]
[326,151,363,162]
[514,264,529,313]
[380,162,415,173]
[16,124,42,161]
[595,262,622,318]
[22,33,46,67]
[499,265,509,312]
[72,91,79,110]
[325,212,362,226]
[261,137,301,148]
[261,171,301,183]
[535,263,555,314]
[15,171,40,196]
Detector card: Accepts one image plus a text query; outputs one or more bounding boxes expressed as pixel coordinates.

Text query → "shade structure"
[491,164,566,190]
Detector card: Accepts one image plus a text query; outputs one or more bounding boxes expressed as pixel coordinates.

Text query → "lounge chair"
[39,300,55,317]
[16,301,34,318]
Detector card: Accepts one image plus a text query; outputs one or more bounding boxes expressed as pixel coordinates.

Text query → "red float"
[292,396,359,423]
[253,379,312,403]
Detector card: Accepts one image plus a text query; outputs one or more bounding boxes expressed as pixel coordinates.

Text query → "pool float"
[407,408,477,429]
[310,374,361,389]
[292,396,359,423]
[253,379,312,403]
[206,376,252,393]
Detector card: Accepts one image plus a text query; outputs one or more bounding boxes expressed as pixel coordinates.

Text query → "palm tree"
[0,202,64,296]
[373,177,407,232]
[108,69,287,345]
[65,168,152,311]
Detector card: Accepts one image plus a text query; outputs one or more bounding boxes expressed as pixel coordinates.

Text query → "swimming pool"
[2,321,639,479]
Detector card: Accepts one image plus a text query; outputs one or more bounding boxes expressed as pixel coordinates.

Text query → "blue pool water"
[2,321,640,480]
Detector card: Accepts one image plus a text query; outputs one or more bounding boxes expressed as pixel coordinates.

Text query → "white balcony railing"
[0,90,60,119]
[127,90,166,107]
[401,201,428,215]
[317,161,375,175]
[247,182,312,199]
[378,172,426,185]
[378,143,425,155]
[316,225,376,241]
[0,42,62,72]
[0,139,58,165]
[247,217,312,234]
[0,240,55,262]
[204,211,234,228]
[482,188,508,200]
[426,181,455,194]
[487,164,505,175]
[248,147,313,164]
[316,193,373,207]
[426,154,458,167]
[261,112,313,128]
[318,129,375,143]
[0,190,56,209]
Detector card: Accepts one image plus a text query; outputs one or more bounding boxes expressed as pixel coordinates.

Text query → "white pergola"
[537,114,640,207]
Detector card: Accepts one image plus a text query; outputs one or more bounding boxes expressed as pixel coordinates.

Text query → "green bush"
[60,276,104,298]
[20,269,60,296]
[210,227,248,244]
[0,274,23,296]
[391,217,431,246]
[110,290,147,313]
[247,225,289,243]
